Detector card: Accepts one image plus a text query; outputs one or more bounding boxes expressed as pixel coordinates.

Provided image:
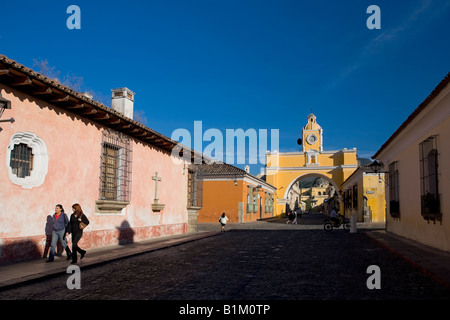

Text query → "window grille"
[187,164,203,208]
[265,193,269,213]
[343,190,350,210]
[347,189,352,209]
[419,135,441,222]
[352,184,358,209]
[99,129,132,202]
[247,187,253,213]
[388,161,400,218]
[271,194,274,213]
[10,143,33,178]
[253,188,258,213]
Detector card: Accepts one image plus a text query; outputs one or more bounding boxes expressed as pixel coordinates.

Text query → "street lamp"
[0,93,14,123]
[368,159,385,183]
[368,159,384,174]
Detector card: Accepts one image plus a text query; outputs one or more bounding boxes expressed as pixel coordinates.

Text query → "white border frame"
[6,132,49,189]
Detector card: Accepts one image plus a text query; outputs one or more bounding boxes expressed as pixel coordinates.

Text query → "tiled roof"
[0,54,196,157]
[199,162,276,189]
[199,162,248,176]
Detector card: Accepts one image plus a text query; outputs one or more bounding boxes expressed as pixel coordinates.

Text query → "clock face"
[307,134,317,145]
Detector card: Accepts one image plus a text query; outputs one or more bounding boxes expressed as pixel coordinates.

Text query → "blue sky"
[1,0,449,175]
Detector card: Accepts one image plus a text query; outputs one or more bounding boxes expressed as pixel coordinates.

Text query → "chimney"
[245,165,250,173]
[111,87,135,120]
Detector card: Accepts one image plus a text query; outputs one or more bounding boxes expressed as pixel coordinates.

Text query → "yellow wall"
[342,172,386,223]
[376,80,450,252]
[266,114,358,217]
[267,159,357,217]
[380,114,450,251]
[364,175,386,223]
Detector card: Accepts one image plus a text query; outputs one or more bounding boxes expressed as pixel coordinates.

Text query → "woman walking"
[66,203,89,264]
[46,204,72,262]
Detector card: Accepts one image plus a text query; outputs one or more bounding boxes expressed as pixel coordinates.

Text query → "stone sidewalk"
[0,231,221,290]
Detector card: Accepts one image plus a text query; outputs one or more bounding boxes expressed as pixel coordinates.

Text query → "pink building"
[0,55,202,264]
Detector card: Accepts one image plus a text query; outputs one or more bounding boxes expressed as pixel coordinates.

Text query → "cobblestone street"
[1,215,449,301]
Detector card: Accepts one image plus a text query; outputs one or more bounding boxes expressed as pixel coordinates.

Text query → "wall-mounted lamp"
[368,159,386,184]
[0,93,14,123]
[368,159,384,174]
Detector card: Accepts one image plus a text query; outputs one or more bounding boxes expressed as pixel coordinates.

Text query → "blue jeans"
[48,229,71,261]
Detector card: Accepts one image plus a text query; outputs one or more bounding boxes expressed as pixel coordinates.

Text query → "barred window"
[99,130,132,202]
[352,184,358,209]
[10,143,33,178]
[419,136,441,222]
[187,165,203,208]
[347,189,352,209]
[343,190,350,210]
[253,188,258,213]
[388,161,400,218]
[264,193,269,213]
[269,193,274,214]
[247,187,253,213]
[7,132,48,189]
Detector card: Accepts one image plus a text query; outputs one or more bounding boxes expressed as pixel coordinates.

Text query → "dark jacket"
[52,212,69,232]
[66,213,90,235]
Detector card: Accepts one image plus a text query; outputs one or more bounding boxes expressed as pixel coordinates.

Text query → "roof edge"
[372,72,450,159]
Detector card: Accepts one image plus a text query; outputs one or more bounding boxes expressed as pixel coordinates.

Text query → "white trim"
[243,176,276,191]
[266,149,356,156]
[266,164,357,172]
[6,132,49,189]
[266,166,338,171]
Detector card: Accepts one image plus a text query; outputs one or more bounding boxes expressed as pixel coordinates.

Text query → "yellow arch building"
[265,113,358,216]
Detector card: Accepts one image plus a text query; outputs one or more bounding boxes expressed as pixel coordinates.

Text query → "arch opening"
[284,173,340,215]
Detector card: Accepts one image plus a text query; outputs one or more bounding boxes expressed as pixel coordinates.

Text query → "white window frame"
[6,132,49,189]
[305,149,320,166]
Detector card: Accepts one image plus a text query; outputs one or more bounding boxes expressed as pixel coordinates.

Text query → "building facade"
[265,113,358,217]
[198,163,276,223]
[341,166,386,223]
[0,55,201,263]
[373,73,450,252]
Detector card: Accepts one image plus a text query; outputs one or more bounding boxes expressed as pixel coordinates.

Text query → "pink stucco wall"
[0,84,189,263]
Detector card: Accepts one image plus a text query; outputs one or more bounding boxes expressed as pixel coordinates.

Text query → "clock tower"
[265,111,358,218]
[302,113,323,152]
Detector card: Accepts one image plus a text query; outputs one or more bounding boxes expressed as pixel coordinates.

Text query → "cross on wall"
[152,172,162,201]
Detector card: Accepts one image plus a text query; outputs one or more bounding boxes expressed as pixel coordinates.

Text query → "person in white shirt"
[219,212,230,232]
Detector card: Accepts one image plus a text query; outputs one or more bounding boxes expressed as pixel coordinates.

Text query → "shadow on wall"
[117,220,135,245]
[43,215,64,259]
[0,213,70,264]
[0,239,42,264]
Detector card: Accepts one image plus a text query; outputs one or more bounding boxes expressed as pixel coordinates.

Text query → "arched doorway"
[265,114,358,217]
[284,173,341,215]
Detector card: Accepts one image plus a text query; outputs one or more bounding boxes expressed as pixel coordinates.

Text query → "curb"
[364,230,450,288]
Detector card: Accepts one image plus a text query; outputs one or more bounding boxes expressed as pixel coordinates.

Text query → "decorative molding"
[151,202,165,212]
[6,131,48,189]
[95,200,130,214]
